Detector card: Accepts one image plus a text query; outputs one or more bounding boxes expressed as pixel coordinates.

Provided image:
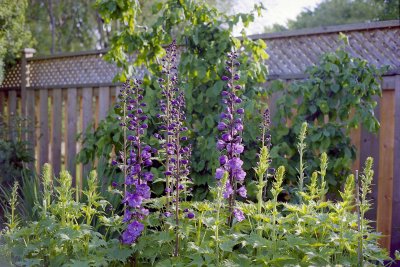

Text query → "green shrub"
[269,35,386,194]
[0,115,34,186]
[124,125,395,266]
[0,164,133,266]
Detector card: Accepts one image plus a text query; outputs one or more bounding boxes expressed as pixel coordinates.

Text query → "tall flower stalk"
[116,79,154,244]
[215,51,246,225]
[261,108,272,201]
[158,40,191,256]
[255,108,272,236]
[297,122,307,196]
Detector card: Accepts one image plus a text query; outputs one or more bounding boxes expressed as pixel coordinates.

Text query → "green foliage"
[25,0,232,55]
[79,0,268,199]
[124,130,393,266]
[0,115,34,186]
[0,166,133,266]
[269,40,385,193]
[27,0,98,54]
[0,0,33,83]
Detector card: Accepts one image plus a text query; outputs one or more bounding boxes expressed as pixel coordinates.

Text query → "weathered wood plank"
[81,87,93,179]
[390,75,400,256]
[360,95,380,227]
[350,125,361,172]
[376,90,395,251]
[98,86,110,121]
[52,89,62,176]
[8,90,17,115]
[26,89,36,169]
[66,88,77,185]
[39,89,49,168]
[7,90,17,140]
[0,91,5,121]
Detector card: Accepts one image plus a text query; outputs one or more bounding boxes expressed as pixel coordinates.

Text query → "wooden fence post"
[21,48,36,170]
[391,75,400,257]
[21,48,36,118]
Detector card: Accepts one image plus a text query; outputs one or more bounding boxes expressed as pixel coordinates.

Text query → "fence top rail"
[250,20,400,40]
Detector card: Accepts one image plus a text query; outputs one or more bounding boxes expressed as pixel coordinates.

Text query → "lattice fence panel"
[265,28,400,77]
[1,63,21,88]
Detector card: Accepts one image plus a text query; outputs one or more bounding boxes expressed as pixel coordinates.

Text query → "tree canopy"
[0,0,33,84]
[265,0,400,33]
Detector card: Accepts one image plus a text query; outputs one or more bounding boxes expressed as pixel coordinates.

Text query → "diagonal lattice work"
[264,23,400,78]
[1,20,399,89]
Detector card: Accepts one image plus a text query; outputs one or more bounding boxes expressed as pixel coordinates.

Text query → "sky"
[231,0,324,34]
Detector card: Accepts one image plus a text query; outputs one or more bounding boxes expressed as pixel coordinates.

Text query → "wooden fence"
[0,20,399,256]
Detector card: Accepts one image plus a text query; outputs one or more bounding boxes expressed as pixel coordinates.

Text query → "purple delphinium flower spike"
[262,108,271,149]
[116,79,155,244]
[216,51,246,223]
[157,40,191,256]
[157,41,191,205]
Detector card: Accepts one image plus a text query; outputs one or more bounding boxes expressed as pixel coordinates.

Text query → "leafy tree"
[0,0,33,84]
[264,0,400,32]
[25,0,232,55]
[27,0,100,54]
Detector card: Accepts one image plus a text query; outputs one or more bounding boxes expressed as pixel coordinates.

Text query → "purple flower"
[125,192,143,208]
[121,221,144,244]
[136,184,151,199]
[215,167,225,180]
[123,210,133,222]
[228,158,243,171]
[219,155,228,165]
[216,140,226,150]
[233,208,245,222]
[187,212,195,219]
[237,186,247,198]
[221,133,232,142]
[217,122,227,131]
[232,168,246,181]
[111,181,118,187]
[235,123,243,131]
[164,211,172,218]
[227,143,244,154]
[143,172,154,181]
[223,182,234,199]
[221,76,229,81]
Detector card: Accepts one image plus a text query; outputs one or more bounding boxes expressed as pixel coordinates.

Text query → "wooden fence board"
[26,89,36,171]
[377,90,395,251]
[361,96,381,226]
[39,89,49,168]
[0,91,5,123]
[82,87,93,179]
[52,89,62,176]
[98,86,110,121]
[7,90,17,140]
[350,126,361,171]
[66,88,77,185]
[390,76,400,256]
